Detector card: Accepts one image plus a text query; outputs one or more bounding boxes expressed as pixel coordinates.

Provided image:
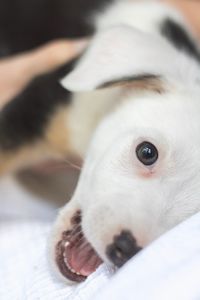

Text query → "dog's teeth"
[64,257,68,265]
[71,268,80,275]
[63,257,82,276]
[64,241,70,248]
[71,268,76,273]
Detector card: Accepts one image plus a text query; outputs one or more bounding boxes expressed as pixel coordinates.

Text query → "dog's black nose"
[106,230,142,267]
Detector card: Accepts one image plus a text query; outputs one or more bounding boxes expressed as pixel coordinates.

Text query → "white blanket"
[1,176,200,300]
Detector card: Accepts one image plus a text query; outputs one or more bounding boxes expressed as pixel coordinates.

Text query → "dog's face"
[51,26,200,282]
[78,90,200,247]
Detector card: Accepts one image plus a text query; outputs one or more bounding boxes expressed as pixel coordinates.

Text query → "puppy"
[49,0,200,283]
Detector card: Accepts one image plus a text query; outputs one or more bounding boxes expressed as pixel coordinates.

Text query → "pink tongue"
[66,242,103,277]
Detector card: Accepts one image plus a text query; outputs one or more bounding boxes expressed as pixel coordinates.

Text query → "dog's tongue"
[65,240,103,276]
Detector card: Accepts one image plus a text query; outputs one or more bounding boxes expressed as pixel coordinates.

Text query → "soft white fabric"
[0,177,114,300]
[92,212,200,300]
[0,220,113,300]
[1,176,200,300]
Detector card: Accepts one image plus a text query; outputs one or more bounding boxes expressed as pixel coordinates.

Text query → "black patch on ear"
[98,74,160,89]
[161,19,200,62]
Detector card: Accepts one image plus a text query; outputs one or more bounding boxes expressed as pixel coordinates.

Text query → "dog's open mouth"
[56,211,103,282]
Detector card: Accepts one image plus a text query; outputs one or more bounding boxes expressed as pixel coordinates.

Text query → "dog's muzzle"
[55,211,142,282]
[55,210,103,282]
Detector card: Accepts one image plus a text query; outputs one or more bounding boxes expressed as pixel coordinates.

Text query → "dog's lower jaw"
[50,204,103,283]
[55,238,86,283]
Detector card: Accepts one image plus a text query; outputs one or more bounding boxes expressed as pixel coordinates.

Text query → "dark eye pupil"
[136,142,158,166]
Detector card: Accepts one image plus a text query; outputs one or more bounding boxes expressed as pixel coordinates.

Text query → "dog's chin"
[55,210,103,283]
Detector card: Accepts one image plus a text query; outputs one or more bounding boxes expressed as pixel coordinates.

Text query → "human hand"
[0,39,87,109]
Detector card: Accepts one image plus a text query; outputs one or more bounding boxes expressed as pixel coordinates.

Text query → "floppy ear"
[61,25,179,92]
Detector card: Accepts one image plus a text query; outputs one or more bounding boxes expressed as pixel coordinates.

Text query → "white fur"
[67,88,122,156]
[52,0,200,282]
[94,0,183,34]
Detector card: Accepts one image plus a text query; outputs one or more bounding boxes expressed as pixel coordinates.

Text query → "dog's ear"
[61,25,179,92]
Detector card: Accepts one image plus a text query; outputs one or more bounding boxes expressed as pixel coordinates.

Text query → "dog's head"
[51,25,200,283]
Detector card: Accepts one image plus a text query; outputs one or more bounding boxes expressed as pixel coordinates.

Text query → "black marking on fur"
[98,74,161,89]
[0,0,113,150]
[161,18,200,62]
[0,63,72,150]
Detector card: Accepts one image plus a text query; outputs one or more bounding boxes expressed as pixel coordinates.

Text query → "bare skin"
[0,39,87,110]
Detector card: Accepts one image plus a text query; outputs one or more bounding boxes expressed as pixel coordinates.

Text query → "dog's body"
[47,0,200,283]
[0,0,110,173]
[1,0,200,284]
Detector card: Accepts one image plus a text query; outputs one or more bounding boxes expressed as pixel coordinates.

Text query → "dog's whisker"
[63,159,82,171]
[69,225,83,237]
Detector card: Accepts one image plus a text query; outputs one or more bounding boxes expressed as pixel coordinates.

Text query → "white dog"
[50,0,200,283]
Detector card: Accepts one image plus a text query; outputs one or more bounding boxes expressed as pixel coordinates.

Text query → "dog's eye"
[136,142,158,166]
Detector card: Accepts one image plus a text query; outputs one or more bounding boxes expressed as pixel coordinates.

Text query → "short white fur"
[51,0,200,282]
